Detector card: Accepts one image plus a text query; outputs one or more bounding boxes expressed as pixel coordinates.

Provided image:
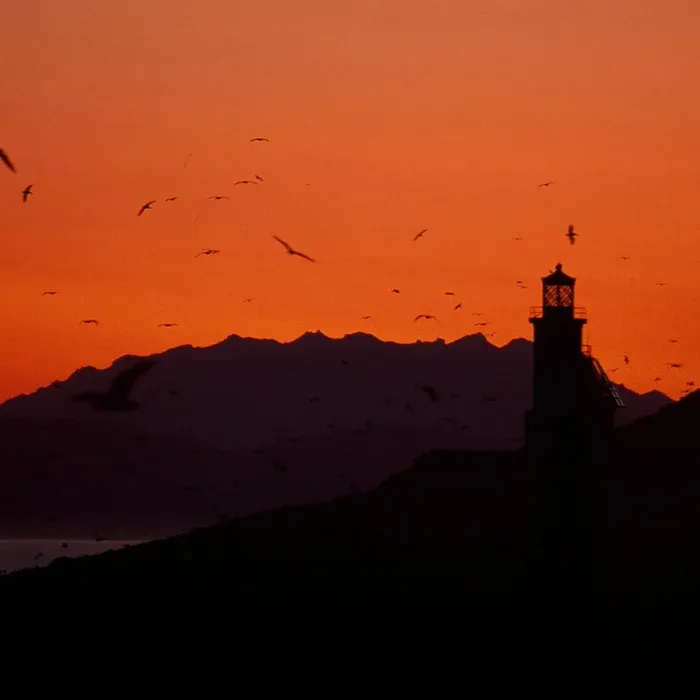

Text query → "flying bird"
[623,355,630,365]
[415,314,439,323]
[360,315,372,320]
[271,235,316,262]
[138,200,155,216]
[165,196,178,202]
[472,312,485,316]
[42,291,57,296]
[80,319,99,325]
[413,229,427,242]
[234,180,257,185]
[158,323,178,327]
[620,256,631,260]
[656,282,668,287]
[250,137,270,142]
[444,291,455,296]
[255,175,264,182]
[512,237,523,241]
[195,248,221,257]
[72,359,157,412]
[475,321,492,327]
[487,331,497,338]
[22,184,33,202]
[454,303,463,311]
[538,181,554,188]
[653,377,662,382]
[669,339,679,344]
[0,147,16,173]
[243,297,255,303]
[566,224,578,245]
[207,195,229,200]
[391,288,401,294]
[416,384,439,402]
[667,362,684,368]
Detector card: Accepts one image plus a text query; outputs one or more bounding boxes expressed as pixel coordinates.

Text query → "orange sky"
[2,0,699,401]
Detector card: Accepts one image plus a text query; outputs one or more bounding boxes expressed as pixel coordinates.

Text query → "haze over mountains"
[0,331,671,537]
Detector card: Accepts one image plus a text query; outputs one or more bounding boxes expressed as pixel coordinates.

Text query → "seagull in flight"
[250,137,270,142]
[566,224,578,245]
[656,282,668,287]
[667,362,684,368]
[42,291,57,296]
[360,315,372,320]
[391,288,401,294]
[207,195,229,200]
[158,323,178,327]
[272,235,315,262]
[138,200,155,216]
[512,236,523,241]
[538,181,554,188]
[195,248,221,257]
[255,175,264,182]
[80,319,99,325]
[475,321,492,327]
[669,339,679,344]
[444,291,455,296]
[0,148,16,173]
[454,303,463,310]
[71,360,157,412]
[165,196,178,202]
[472,312,485,316]
[620,256,631,260]
[414,314,439,323]
[413,229,427,242]
[623,355,630,365]
[234,180,258,186]
[22,184,33,202]
[243,297,255,303]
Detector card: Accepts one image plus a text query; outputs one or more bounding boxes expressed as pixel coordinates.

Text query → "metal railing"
[528,306,587,319]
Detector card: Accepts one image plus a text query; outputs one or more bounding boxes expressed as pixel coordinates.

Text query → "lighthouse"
[525,263,623,455]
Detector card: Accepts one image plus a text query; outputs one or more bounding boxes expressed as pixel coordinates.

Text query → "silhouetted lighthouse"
[525,263,623,455]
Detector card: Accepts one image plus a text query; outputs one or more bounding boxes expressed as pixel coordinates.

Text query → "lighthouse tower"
[525,263,622,455]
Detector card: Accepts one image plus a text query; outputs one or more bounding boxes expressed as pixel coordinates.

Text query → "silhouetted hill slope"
[0,332,669,451]
[3,397,700,668]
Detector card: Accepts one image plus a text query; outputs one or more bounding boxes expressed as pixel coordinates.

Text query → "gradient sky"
[2,0,699,401]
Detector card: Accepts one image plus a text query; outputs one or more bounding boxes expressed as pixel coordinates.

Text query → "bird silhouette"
[195,248,221,257]
[413,229,427,242]
[653,377,662,382]
[250,137,270,142]
[669,339,679,344]
[475,321,492,327]
[255,174,264,182]
[512,237,523,241]
[472,312,485,316]
[22,184,33,202]
[207,195,229,200]
[487,331,497,338]
[243,297,255,303]
[72,360,157,412]
[566,224,578,245]
[0,148,16,173]
[272,235,315,262]
[391,288,401,294]
[158,322,178,327]
[623,355,630,365]
[80,319,99,325]
[138,200,155,216]
[360,315,372,320]
[656,282,668,287]
[667,362,684,368]
[42,291,57,296]
[414,314,439,322]
[165,196,178,202]
[620,256,631,260]
[538,181,554,188]
[234,180,257,186]
[417,385,439,402]
[454,303,463,310]
[444,291,455,296]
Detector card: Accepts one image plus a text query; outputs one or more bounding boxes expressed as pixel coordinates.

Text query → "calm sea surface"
[0,539,145,575]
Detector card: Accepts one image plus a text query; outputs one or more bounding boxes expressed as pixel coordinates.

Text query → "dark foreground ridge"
[2,392,700,670]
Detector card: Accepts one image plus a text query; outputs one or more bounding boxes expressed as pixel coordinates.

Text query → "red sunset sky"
[1,0,699,401]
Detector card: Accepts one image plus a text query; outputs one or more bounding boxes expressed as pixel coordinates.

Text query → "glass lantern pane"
[559,286,573,306]
[544,285,558,306]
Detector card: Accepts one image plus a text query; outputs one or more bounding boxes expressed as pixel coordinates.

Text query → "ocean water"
[0,539,145,575]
